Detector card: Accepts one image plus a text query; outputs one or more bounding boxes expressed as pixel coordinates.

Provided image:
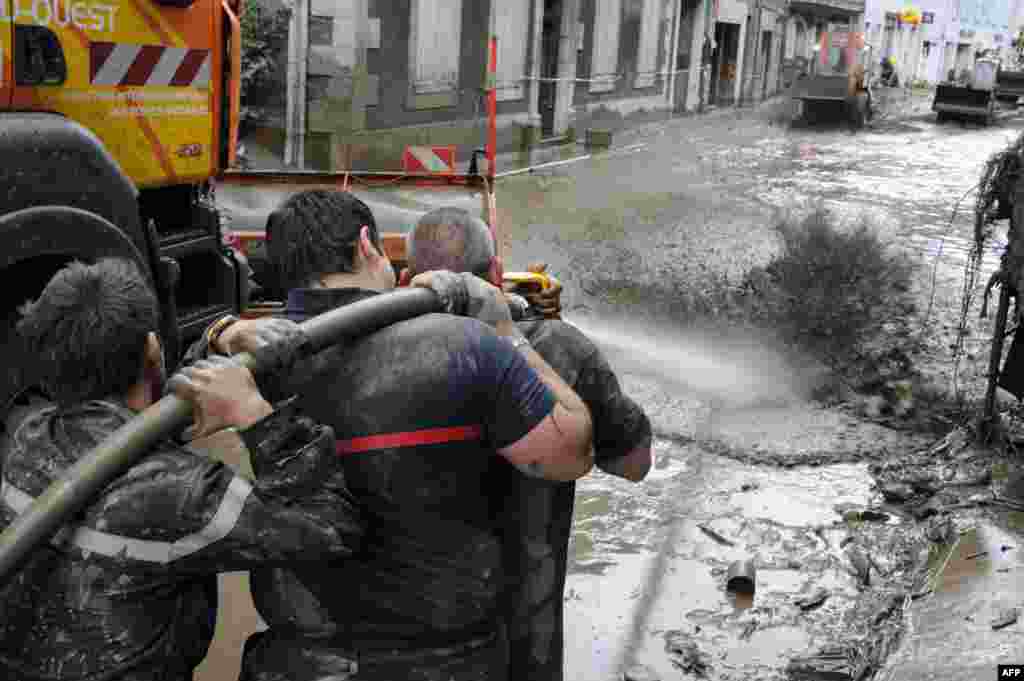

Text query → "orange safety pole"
[486,33,499,255]
[487,35,497,177]
[222,0,243,169]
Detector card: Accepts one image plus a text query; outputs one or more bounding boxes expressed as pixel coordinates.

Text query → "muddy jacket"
[498,317,652,681]
[0,397,363,681]
[189,287,558,681]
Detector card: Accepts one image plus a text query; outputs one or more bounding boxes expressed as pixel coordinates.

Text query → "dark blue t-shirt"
[254,287,556,647]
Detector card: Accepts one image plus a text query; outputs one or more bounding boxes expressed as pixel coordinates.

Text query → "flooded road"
[561,313,923,680]
[200,99,1024,680]
[519,106,1024,680]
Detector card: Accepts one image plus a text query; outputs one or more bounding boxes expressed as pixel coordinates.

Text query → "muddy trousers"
[239,627,508,681]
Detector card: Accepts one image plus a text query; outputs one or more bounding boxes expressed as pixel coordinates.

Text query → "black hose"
[0,287,441,586]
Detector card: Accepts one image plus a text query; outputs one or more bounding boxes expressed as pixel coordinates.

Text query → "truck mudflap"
[933,85,995,123]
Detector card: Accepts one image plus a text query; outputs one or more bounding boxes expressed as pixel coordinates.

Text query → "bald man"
[400,207,653,681]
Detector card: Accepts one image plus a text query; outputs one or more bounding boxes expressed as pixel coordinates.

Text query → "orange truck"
[790,28,872,129]
[0,0,533,413]
[0,0,254,411]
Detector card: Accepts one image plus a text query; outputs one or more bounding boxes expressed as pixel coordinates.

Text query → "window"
[922,41,931,57]
[495,1,529,101]
[310,15,333,47]
[590,0,623,92]
[409,0,463,95]
[922,11,934,25]
[634,0,663,88]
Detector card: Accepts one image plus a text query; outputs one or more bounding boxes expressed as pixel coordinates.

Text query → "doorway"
[760,30,773,99]
[539,0,563,137]
[712,21,740,106]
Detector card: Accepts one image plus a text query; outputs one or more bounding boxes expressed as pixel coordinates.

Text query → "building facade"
[259,0,969,170]
[741,0,788,104]
[266,0,716,170]
[863,0,1017,86]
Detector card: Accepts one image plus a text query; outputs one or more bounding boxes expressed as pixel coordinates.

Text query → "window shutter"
[411,0,463,94]
[495,1,529,101]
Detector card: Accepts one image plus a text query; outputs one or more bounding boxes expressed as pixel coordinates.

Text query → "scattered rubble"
[794,587,830,611]
[622,664,661,681]
[739,620,758,641]
[698,524,736,547]
[991,608,1019,630]
[872,593,905,626]
[664,630,711,677]
[846,546,872,587]
[880,483,915,503]
[786,646,861,681]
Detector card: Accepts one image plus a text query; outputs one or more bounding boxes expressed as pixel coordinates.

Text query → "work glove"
[167,356,274,440]
[410,270,514,328]
[215,318,309,374]
[523,262,563,319]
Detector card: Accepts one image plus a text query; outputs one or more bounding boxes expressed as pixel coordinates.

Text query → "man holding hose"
[196,189,595,680]
[0,257,365,681]
[401,206,653,681]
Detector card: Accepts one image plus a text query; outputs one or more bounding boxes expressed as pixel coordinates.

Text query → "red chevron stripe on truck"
[89,42,211,88]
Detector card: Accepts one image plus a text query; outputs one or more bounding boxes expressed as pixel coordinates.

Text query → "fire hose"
[0,287,443,588]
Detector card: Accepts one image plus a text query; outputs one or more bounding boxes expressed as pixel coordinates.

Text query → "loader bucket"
[996,69,1024,103]
[933,85,995,123]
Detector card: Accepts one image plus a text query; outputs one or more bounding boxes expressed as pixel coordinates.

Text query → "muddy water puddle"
[565,442,885,681]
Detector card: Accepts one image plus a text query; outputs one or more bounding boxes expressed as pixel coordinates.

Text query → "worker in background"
[881,56,898,87]
[0,258,364,681]
[193,189,594,680]
[399,206,654,681]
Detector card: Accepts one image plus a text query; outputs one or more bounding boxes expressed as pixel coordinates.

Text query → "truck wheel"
[0,206,150,411]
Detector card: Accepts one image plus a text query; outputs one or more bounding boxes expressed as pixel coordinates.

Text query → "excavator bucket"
[933,59,998,125]
[932,85,995,122]
[996,68,1024,103]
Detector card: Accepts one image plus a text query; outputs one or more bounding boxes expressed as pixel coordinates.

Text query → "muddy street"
[493,103,1024,680]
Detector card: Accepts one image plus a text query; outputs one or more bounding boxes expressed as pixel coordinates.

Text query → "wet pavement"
[490,98,1024,679]
[205,93,1024,680]
[559,327,933,680]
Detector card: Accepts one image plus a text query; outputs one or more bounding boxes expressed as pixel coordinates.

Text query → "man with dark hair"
[0,257,364,681]
[202,188,595,680]
[401,206,653,681]
[266,188,390,294]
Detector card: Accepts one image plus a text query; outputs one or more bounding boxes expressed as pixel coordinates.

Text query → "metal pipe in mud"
[0,288,443,587]
[726,559,757,594]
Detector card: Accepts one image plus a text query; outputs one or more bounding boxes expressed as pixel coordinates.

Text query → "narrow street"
[490,101,1024,680]
[209,98,1024,680]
